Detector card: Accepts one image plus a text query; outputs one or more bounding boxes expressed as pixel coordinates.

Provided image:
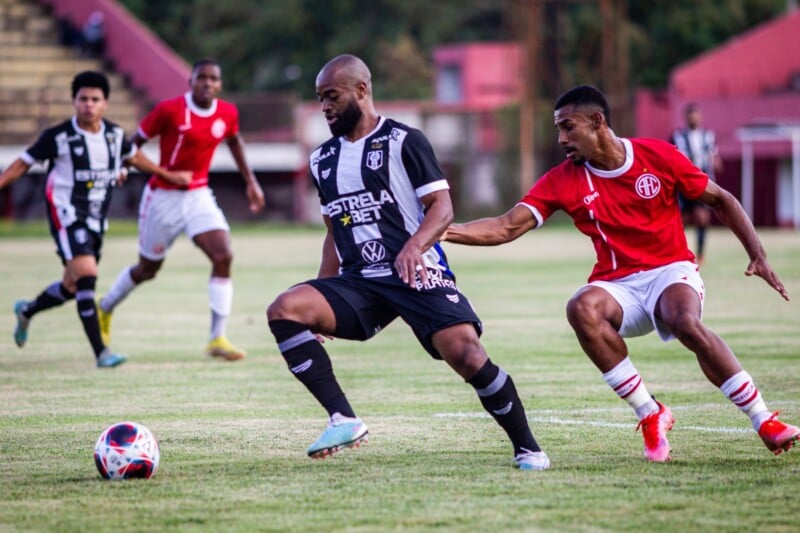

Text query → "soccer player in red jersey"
[445,85,799,462]
[98,59,265,361]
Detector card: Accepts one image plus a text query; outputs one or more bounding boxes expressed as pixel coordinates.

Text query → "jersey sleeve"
[21,127,58,164]
[226,103,240,138]
[670,144,709,200]
[518,169,561,226]
[138,101,167,139]
[400,128,449,196]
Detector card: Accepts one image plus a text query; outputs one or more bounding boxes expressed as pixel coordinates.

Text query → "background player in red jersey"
[444,85,799,462]
[98,59,265,361]
[0,71,190,368]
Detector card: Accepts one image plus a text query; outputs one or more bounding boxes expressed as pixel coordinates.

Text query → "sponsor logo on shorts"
[414,268,458,292]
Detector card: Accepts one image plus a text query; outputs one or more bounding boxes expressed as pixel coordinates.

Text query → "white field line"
[433,400,800,435]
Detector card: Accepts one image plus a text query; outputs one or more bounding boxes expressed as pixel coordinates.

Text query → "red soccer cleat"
[636,401,675,462]
[758,412,800,455]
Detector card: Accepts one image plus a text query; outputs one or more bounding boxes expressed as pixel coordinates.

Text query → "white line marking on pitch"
[434,401,798,434]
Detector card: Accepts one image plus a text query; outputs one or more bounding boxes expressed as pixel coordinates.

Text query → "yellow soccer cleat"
[97,302,112,346]
[206,336,246,361]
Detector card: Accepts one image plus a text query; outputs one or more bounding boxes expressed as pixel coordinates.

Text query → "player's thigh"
[303,277,397,340]
[581,281,649,338]
[388,278,483,360]
[184,188,229,240]
[138,187,184,261]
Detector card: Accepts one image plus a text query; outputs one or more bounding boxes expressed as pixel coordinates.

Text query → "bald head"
[316,54,372,95]
[315,54,378,140]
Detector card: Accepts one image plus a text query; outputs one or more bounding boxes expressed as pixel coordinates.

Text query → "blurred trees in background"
[119,0,785,98]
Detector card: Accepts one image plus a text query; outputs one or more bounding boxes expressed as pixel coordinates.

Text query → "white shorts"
[137,185,229,261]
[581,261,705,342]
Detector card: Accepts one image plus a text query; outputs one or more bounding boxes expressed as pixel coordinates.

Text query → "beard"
[329,97,363,137]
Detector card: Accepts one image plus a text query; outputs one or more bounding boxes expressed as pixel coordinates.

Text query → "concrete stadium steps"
[0,0,143,144]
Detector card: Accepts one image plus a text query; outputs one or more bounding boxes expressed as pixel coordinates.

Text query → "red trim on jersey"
[140,93,240,191]
[520,138,709,282]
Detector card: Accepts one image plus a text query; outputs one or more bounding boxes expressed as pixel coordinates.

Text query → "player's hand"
[395,246,427,289]
[165,170,192,187]
[247,181,265,213]
[117,166,129,185]
[746,256,790,301]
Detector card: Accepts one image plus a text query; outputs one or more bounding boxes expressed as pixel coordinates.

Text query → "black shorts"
[305,268,483,359]
[49,221,103,264]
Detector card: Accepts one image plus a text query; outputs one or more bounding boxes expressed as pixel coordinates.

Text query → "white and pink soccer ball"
[94,422,160,480]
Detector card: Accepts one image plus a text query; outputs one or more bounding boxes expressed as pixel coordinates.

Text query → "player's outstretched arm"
[700,180,790,301]
[0,159,33,190]
[444,204,538,246]
[125,150,192,187]
[227,133,265,214]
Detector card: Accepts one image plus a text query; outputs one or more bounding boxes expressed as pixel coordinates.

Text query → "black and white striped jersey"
[309,116,452,278]
[21,116,135,233]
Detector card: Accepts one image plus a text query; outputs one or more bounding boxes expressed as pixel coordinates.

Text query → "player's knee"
[210,248,233,268]
[668,311,704,342]
[566,293,597,326]
[266,292,294,322]
[132,263,159,282]
[437,333,486,377]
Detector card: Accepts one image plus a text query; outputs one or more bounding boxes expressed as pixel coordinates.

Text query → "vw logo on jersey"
[361,240,386,264]
[366,150,383,170]
[635,173,661,199]
[211,118,227,139]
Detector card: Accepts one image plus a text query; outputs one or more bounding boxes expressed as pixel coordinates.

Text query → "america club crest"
[634,173,661,199]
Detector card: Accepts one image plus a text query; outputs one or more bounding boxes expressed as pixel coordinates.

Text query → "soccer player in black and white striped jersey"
[267,55,548,470]
[0,71,190,368]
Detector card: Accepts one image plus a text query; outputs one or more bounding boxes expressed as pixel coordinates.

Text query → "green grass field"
[1,225,799,532]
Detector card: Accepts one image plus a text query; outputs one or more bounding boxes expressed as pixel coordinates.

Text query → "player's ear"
[592,112,603,129]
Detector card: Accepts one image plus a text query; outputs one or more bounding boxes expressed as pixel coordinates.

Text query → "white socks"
[99,266,137,312]
[602,357,659,420]
[720,370,771,431]
[208,277,233,340]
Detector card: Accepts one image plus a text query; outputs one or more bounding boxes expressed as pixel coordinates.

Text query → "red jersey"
[138,92,240,190]
[520,138,709,282]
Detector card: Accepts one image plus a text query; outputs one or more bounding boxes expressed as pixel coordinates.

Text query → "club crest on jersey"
[211,118,227,139]
[73,146,85,157]
[360,240,387,264]
[321,168,331,180]
[366,150,383,170]
[635,173,661,199]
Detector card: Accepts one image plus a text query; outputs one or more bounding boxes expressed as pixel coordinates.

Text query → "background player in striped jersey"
[670,103,722,266]
[444,85,799,462]
[267,55,549,470]
[98,59,265,361]
[0,71,190,368]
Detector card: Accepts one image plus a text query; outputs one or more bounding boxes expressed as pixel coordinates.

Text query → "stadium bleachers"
[0,0,141,144]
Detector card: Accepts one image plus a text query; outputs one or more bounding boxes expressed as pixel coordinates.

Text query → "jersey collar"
[184,92,218,117]
[71,116,105,136]
[585,137,633,178]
